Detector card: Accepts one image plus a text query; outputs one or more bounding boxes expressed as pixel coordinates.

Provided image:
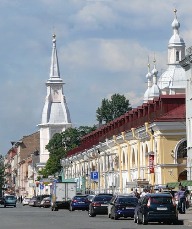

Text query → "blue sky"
[0,0,191,154]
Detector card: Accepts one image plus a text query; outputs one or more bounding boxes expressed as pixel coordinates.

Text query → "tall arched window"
[176,51,179,61]
[177,140,187,158]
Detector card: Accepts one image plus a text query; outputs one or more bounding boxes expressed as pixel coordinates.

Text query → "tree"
[96,93,132,124]
[39,125,96,177]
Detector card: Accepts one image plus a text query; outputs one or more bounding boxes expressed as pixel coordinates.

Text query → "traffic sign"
[40,183,44,190]
[91,171,98,180]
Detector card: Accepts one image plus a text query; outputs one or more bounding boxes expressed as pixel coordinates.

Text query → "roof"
[155,104,185,121]
[67,95,185,157]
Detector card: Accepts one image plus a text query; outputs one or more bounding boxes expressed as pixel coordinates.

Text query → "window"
[177,140,187,158]
[176,51,179,61]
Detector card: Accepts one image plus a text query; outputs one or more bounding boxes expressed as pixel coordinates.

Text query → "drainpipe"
[131,128,141,179]
[145,122,155,188]
[113,135,122,193]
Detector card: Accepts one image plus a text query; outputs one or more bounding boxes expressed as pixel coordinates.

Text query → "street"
[0,204,190,229]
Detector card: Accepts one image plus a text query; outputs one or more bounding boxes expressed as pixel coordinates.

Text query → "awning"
[181,180,192,187]
[167,180,192,188]
[166,182,180,188]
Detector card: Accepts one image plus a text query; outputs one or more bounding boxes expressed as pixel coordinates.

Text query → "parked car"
[109,194,138,220]
[28,196,37,206]
[134,193,178,225]
[4,195,17,208]
[22,197,31,206]
[88,194,113,217]
[40,197,51,208]
[69,195,90,211]
[0,197,4,205]
[86,194,95,203]
[97,193,113,196]
[34,195,50,207]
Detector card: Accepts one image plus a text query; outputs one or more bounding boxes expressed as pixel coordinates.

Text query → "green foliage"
[39,125,96,178]
[96,93,132,124]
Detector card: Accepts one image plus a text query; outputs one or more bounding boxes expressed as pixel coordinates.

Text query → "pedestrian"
[140,189,148,197]
[177,186,186,214]
[134,189,140,199]
[20,195,23,203]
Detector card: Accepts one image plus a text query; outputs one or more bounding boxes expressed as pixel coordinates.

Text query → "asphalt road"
[0,204,189,229]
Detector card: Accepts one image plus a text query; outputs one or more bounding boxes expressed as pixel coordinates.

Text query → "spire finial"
[153,52,156,64]
[174,9,177,18]
[147,56,150,70]
[152,52,158,76]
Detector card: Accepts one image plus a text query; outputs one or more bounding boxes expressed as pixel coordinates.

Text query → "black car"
[34,195,50,207]
[88,194,113,217]
[134,193,178,225]
[109,195,138,220]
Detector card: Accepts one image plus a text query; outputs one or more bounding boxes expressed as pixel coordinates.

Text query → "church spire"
[50,34,60,79]
[157,9,186,95]
[149,55,160,100]
[143,57,152,103]
[38,34,72,165]
[168,9,185,65]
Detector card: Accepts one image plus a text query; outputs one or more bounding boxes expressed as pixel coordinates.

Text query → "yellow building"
[61,10,190,194]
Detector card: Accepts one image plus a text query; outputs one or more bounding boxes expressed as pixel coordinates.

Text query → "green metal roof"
[167,180,192,188]
[181,180,192,187]
[166,182,180,188]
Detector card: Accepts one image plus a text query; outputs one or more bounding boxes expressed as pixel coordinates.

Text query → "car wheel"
[4,205,6,208]
[14,205,16,208]
[114,214,119,220]
[173,218,179,225]
[142,214,148,225]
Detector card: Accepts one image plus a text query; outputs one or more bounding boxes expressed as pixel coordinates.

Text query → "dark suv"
[134,193,178,225]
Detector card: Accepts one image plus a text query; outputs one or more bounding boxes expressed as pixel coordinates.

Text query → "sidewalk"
[179,205,192,226]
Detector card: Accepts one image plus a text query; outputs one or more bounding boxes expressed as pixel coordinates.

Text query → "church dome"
[157,65,186,92]
[172,18,180,30]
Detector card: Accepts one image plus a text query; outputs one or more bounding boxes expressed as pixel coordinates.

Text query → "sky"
[0,0,192,155]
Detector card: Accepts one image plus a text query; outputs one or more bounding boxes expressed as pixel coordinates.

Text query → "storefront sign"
[149,155,154,173]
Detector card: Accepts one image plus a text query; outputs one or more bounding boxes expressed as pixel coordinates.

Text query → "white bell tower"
[38,34,72,166]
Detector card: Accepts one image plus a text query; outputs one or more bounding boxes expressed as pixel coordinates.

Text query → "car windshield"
[118,197,138,205]
[94,196,112,202]
[74,196,87,201]
[5,196,16,200]
[151,196,173,204]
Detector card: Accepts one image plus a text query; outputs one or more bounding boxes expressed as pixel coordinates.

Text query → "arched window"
[176,51,179,61]
[177,140,187,158]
